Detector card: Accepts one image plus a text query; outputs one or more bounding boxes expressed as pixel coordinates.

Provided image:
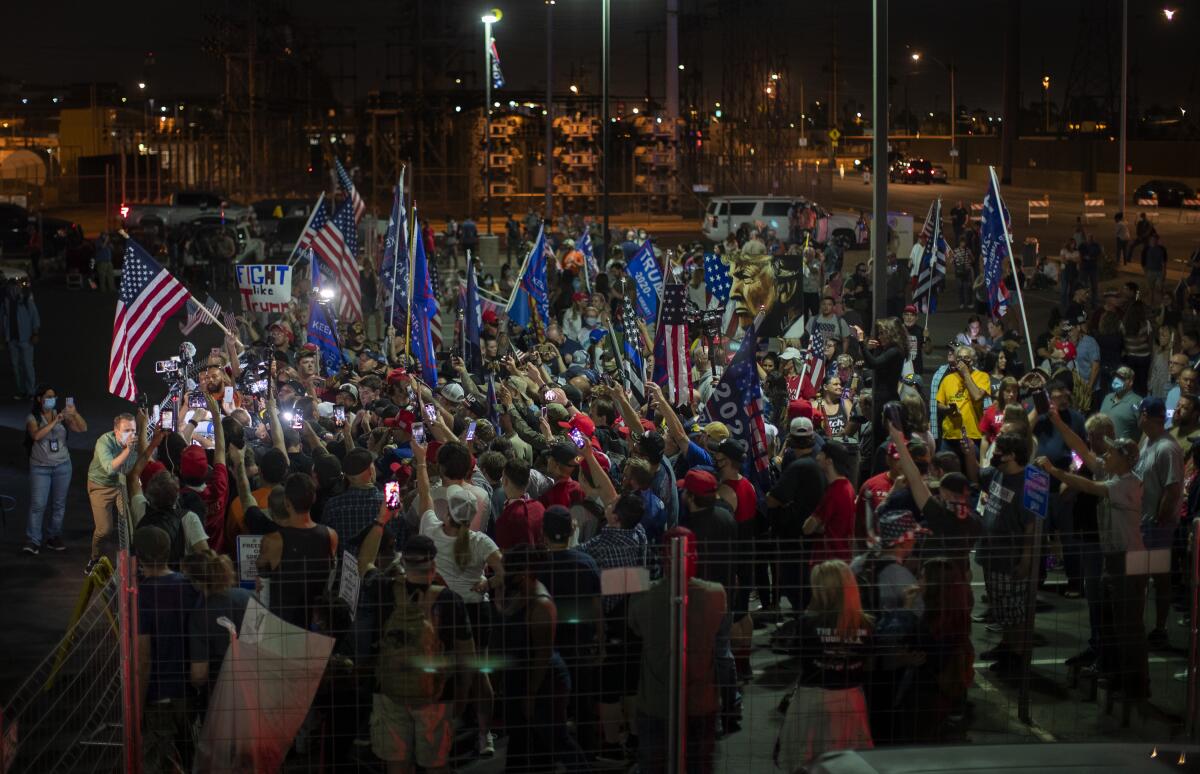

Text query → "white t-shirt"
[419,509,498,603]
[131,493,208,550]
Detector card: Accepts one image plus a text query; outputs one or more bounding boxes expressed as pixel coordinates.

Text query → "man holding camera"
[935,346,991,461]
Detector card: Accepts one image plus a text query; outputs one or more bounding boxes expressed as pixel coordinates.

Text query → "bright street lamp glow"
[569,84,578,94]
[678,64,685,71]
[138,82,146,90]
[1163,8,1176,20]
[481,13,499,23]
[910,52,921,61]
[632,107,639,114]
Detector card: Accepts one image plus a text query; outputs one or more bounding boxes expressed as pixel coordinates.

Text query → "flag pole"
[504,222,540,312]
[287,192,325,267]
[405,202,419,360]
[190,295,240,345]
[387,166,406,352]
[989,166,1037,368]
[463,251,472,361]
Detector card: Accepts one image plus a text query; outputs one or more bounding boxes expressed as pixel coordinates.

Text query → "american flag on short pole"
[911,198,948,314]
[335,159,365,224]
[109,241,192,401]
[311,201,362,322]
[616,293,646,404]
[800,327,827,396]
[179,294,221,335]
[653,284,692,407]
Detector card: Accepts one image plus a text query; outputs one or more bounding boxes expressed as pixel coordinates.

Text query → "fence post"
[1017,514,1044,725]
[668,534,689,774]
[1187,521,1200,738]
[117,550,141,773]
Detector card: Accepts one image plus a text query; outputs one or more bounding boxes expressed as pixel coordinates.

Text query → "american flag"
[703,251,732,304]
[980,170,1013,319]
[109,241,192,401]
[794,328,827,399]
[311,201,362,322]
[335,159,365,224]
[616,293,646,403]
[911,198,948,314]
[489,37,506,89]
[179,294,221,335]
[296,195,327,259]
[653,284,692,407]
[705,318,772,492]
[579,229,599,290]
[427,259,443,352]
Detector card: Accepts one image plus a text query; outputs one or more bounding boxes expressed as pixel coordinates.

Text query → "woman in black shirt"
[860,317,909,438]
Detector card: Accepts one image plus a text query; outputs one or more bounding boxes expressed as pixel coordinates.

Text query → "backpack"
[140,504,187,566]
[377,584,446,705]
[854,553,897,616]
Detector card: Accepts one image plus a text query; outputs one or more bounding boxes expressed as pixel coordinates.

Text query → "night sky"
[2,0,1196,116]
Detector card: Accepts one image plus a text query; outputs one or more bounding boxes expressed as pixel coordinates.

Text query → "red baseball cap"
[180,445,209,480]
[565,413,596,436]
[385,409,416,433]
[482,308,500,325]
[903,304,918,314]
[386,368,408,386]
[787,399,813,421]
[139,460,168,488]
[572,291,588,302]
[677,469,719,497]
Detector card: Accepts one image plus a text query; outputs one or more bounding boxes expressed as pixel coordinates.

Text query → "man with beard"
[267,320,295,365]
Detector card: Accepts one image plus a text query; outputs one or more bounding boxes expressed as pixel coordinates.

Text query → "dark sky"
[2,0,1196,116]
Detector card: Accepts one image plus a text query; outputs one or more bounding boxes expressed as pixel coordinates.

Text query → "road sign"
[831,140,839,149]
[798,137,808,147]
[1022,466,1051,519]
[828,127,841,141]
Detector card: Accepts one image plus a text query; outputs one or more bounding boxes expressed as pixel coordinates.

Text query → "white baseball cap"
[780,347,804,362]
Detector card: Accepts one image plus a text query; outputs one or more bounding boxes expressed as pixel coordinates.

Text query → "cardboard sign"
[237,534,263,582]
[1022,466,1051,520]
[236,264,293,314]
[338,550,361,620]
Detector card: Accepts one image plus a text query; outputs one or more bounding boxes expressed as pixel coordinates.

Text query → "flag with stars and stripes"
[311,200,362,322]
[706,316,772,493]
[489,37,506,89]
[616,293,646,404]
[295,195,327,262]
[911,198,948,314]
[109,241,192,401]
[179,294,221,335]
[652,283,692,407]
[427,259,443,353]
[703,251,732,305]
[335,159,365,224]
[980,170,1013,319]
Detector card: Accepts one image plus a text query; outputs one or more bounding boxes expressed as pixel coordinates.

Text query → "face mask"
[584,316,598,326]
[43,398,56,411]
[572,278,582,292]
[1112,377,1125,392]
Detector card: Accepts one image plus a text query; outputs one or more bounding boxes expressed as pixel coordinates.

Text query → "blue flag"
[703,251,732,304]
[380,180,408,331]
[627,239,663,321]
[579,229,599,292]
[980,171,1013,319]
[307,255,345,377]
[410,233,439,387]
[463,253,483,374]
[510,224,550,330]
[705,317,772,493]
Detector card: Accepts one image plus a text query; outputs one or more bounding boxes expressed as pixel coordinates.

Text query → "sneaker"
[21,543,39,556]
[1147,628,1170,649]
[478,732,495,758]
[45,536,65,552]
[83,557,100,576]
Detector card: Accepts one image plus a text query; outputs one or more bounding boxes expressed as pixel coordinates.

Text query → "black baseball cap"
[542,505,573,543]
[402,534,437,567]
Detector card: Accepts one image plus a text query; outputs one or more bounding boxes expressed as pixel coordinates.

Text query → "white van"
[701,196,859,247]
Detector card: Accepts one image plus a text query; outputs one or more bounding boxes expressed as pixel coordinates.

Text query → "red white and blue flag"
[911,198,948,314]
[706,316,772,492]
[652,283,692,407]
[109,241,192,401]
[311,200,362,322]
[335,159,366,224]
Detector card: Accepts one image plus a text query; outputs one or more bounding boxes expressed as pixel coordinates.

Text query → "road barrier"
[1180,199,1200,223]
[1027,196,1050,224]
[970,202,983,224]
[1082,196,1106,221]
[1135,197,1159,220]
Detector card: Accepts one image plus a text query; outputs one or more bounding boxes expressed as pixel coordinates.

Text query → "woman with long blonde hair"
[775,560,874,771]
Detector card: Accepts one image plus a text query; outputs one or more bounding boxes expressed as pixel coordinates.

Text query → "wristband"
[188,419,199,427]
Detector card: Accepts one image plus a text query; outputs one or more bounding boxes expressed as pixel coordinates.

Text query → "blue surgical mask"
[1112,377,1125,392]
[585,316,599,326]
[43,398,56,411]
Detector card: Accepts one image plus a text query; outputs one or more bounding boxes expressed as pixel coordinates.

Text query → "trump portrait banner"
[236,264,294,314]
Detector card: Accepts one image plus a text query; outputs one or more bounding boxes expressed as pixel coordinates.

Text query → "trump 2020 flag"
[508,224,550,330]
[380,177,408,332]
[653,284,692,407]
[980,169,1013,319]
[410,232,439,387]
[627,239,663,322]
[307,254,345,377]
[911,198,948,314]
[706,316,772,492]
[109,240,191,401]
[463,254,483,374]
[579,228,599,291]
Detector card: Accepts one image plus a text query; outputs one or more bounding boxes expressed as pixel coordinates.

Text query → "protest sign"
[236,264,293,314]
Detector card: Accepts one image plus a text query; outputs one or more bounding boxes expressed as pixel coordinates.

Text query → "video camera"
[155,357,181,374]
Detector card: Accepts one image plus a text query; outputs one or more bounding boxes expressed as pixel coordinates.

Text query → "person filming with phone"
[23,387,87,555]
[934,346,992,464]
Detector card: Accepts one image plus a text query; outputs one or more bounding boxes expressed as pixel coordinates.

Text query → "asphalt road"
[0,261,1190,768]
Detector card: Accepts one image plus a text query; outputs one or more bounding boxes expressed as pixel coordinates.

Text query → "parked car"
[701,196,858,247]
[1132,180,1197,208]
[122,191,251,230]
[0,203,29,256]
[931,164,948,183]
[185,218,264,264]
[266,215,310,261]
[854,151,905,176]
[896,158,935,184]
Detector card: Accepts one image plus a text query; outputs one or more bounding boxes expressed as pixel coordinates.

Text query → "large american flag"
[109,241,192,401]
[911,198,948,314]
[703,251,732,304]
[335,159,365,224]
[296,195,327,258]
[311,201,362,322]
[980,171,1013,319]
[653,283,692,407]
[794,327,827,399]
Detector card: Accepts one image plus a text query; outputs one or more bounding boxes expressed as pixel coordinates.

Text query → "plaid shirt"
[322,485,390,547]
[581,523,649,613]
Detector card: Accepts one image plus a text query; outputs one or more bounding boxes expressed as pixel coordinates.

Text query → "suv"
[1132,180,1197,208]
[896,158,934,184]
[701,196,858,247]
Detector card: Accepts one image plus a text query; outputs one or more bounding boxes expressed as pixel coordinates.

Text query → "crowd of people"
[21,203,1200,774]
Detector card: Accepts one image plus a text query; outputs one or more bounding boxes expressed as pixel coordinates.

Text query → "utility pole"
[601,0,610,254]
[871,0,888,328]
[830,2,839,133]
[545,0,554,223]
[1118,0,1128,212]
[1000,0,1020,184]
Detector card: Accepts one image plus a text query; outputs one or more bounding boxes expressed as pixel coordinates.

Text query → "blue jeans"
[27,461,72,545]
[8,340,35,396]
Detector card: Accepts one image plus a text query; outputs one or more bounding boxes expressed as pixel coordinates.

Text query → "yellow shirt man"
[935,356,991,440]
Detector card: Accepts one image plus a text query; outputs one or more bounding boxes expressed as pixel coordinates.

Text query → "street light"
[910,52,921,62]
[482,9,502,235]
[1163,8,1176,20]
[1042,75,1051,133]
[137,82,146,90]
[906,47,956,165]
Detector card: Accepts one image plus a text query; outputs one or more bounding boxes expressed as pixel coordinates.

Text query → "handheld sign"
[338,550,361,620]
[1022,466,1051,520]
[236,264,293,314]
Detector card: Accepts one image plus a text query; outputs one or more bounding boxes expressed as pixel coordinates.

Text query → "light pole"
[1118,0,1127,212]
[909,50,956,166]
[545,1,554,225]
[1042,75,1050,133]
[482,10,501,236]
[601,0,610,256]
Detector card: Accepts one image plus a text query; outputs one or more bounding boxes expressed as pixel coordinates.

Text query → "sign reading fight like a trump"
[236,264,293,313]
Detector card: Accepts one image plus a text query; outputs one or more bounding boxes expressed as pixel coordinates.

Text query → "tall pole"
[484,18,493,235]
[545,1,554,223]
[601,0,610,256]
[871,0,888,329]
[949,62,956,165]
[1118,0,1128,212]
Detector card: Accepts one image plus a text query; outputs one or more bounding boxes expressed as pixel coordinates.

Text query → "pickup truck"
[120,192,251,230]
